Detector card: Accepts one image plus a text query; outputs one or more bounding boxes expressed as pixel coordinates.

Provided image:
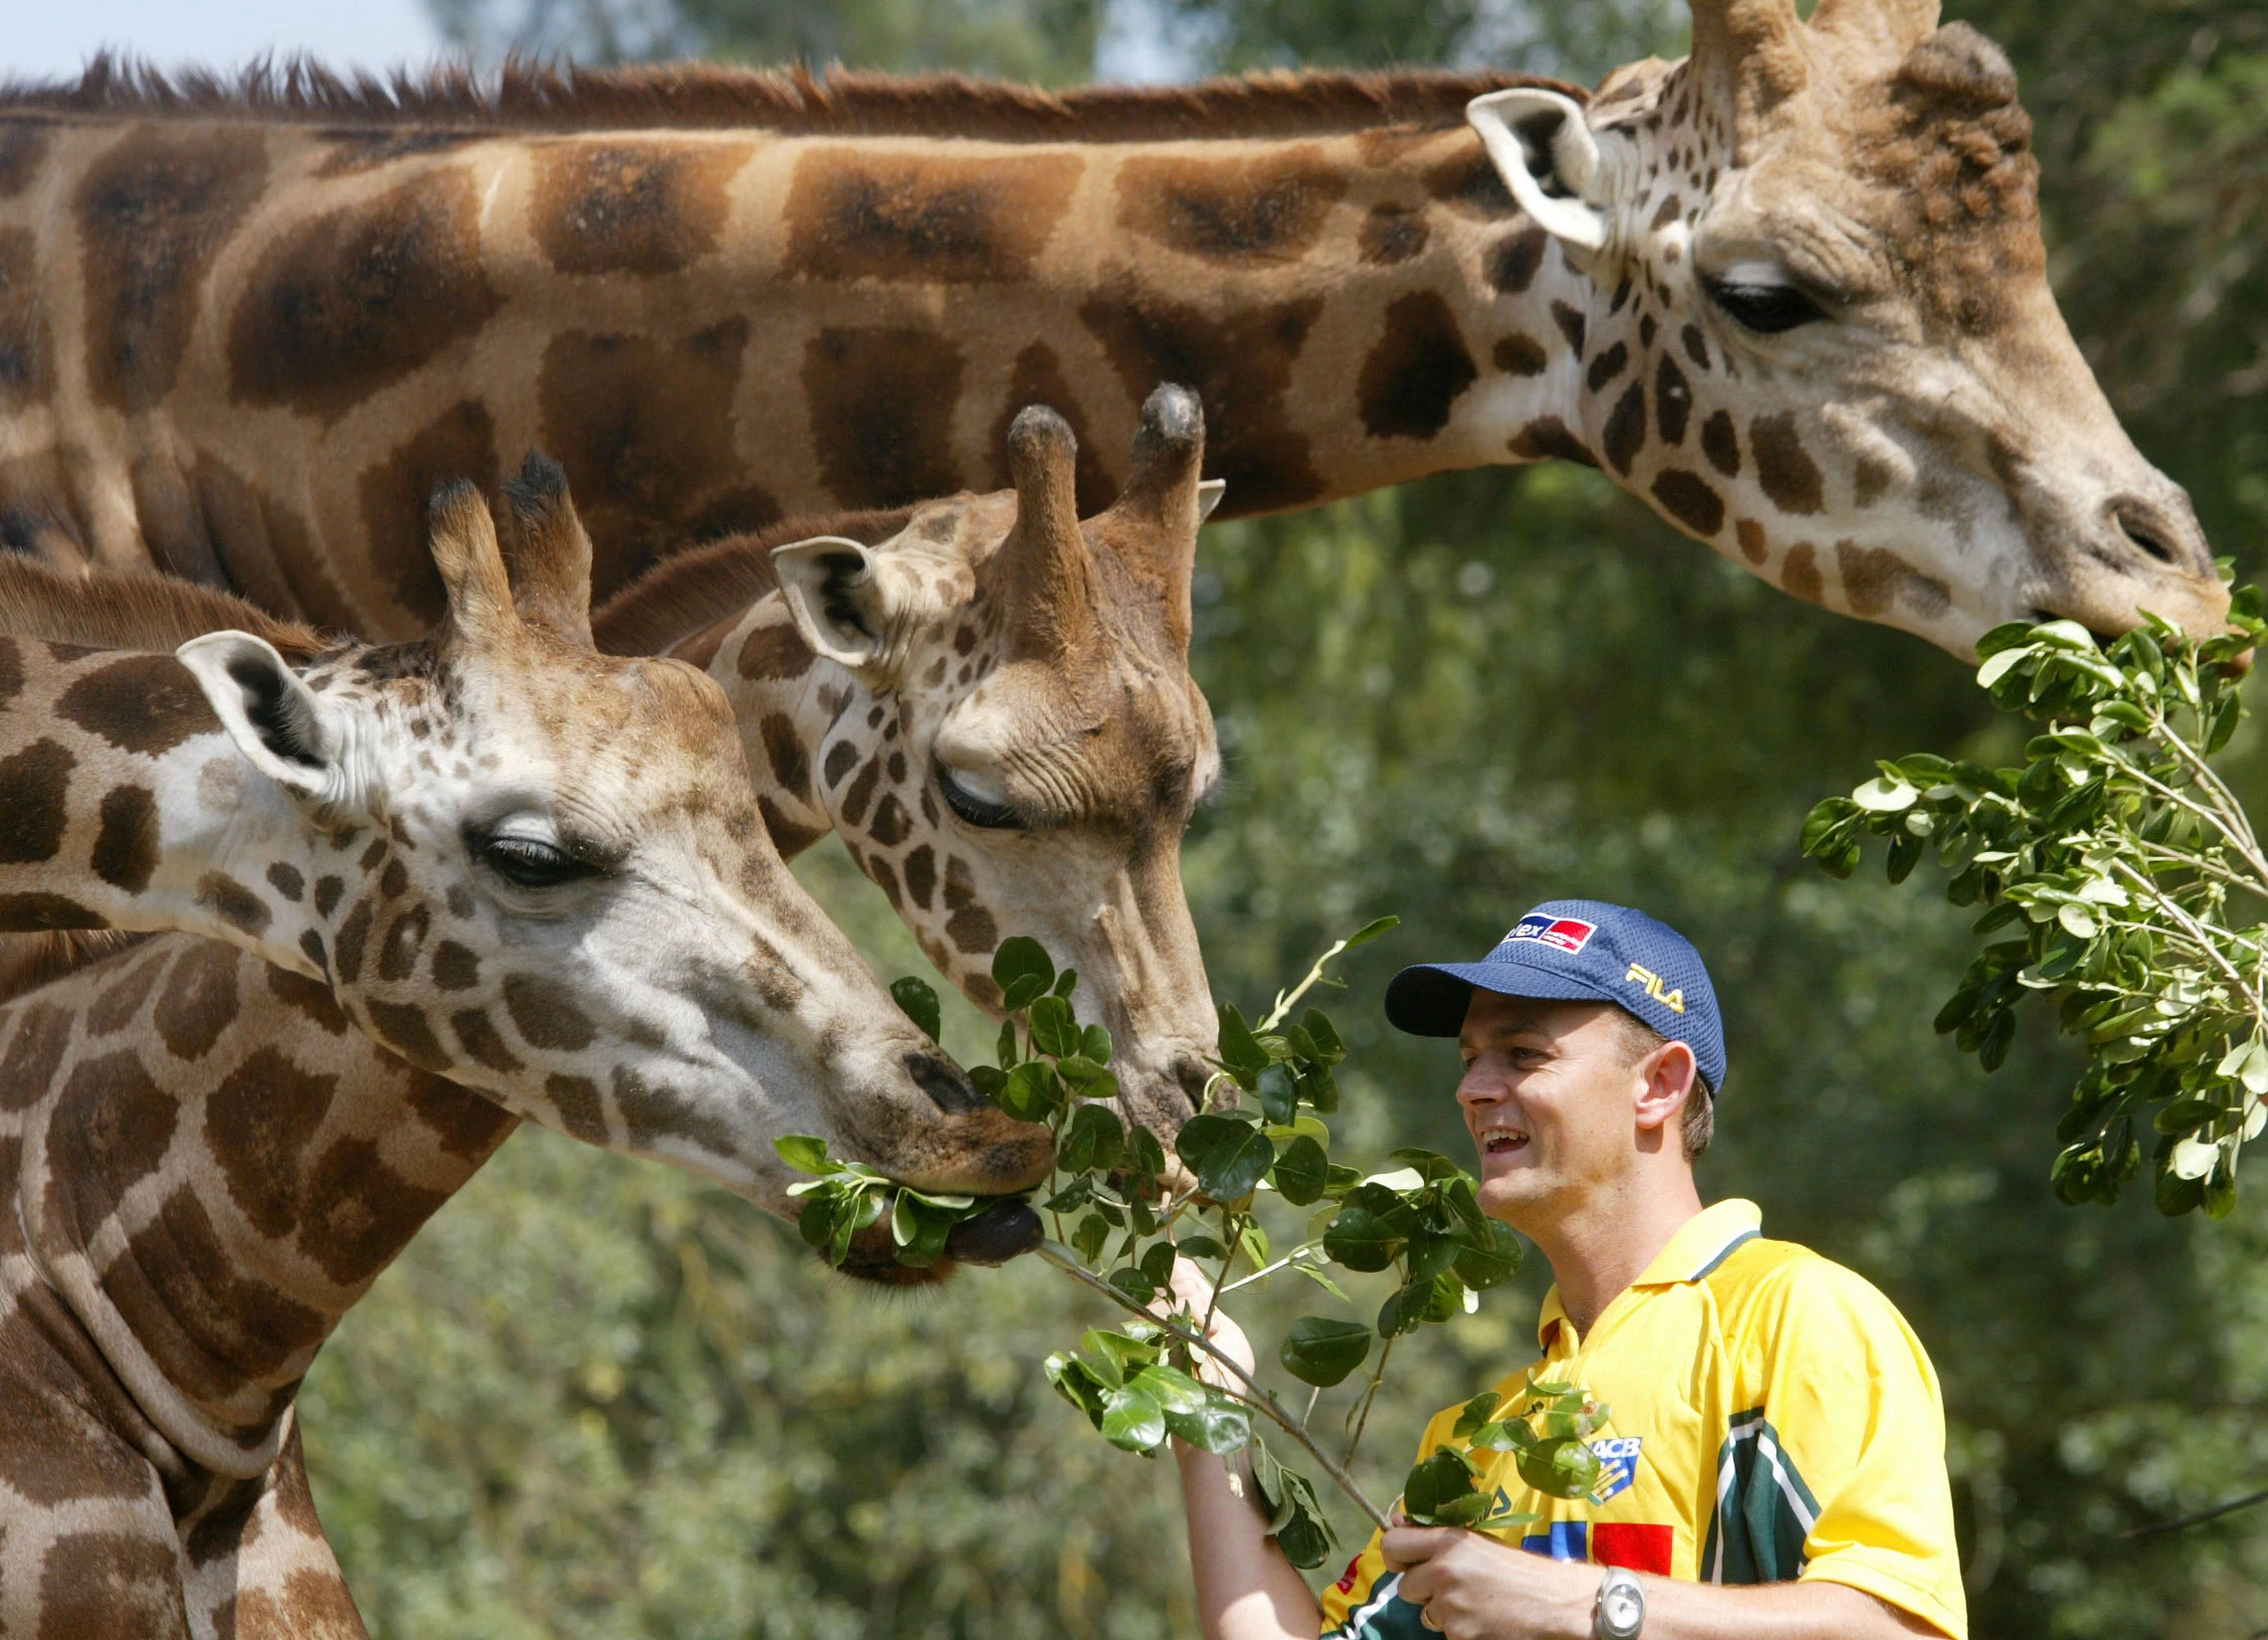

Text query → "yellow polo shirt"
[1320,1200,1966,1639]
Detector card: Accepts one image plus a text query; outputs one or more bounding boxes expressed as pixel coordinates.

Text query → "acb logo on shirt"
[1591,1436,1644,1502]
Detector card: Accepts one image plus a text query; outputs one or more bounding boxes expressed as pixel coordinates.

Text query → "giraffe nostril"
[2105,494,2200,571]
[905,1050,985,1115]
[1170,1051,1213,1117]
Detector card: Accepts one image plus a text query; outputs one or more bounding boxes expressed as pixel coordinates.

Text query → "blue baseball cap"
[1383,900,1727,1095]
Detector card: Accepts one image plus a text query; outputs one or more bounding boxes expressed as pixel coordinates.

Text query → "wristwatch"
[1592,1566,1645,1639]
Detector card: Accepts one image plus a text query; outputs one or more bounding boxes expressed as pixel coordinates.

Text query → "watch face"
[1600,1582,1644,1636]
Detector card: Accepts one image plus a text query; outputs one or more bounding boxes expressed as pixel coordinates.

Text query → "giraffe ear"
[1196,480,1227,523]
[1467,88,1613,254]
[772,536,898,674]
[175,632,352,809]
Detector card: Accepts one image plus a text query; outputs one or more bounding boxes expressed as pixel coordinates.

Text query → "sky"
[5,0,447,84]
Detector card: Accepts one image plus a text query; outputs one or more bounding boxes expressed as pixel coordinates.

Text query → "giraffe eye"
[1706,278,1825,334]
[482,835,601,889]
[937,765,1022,831]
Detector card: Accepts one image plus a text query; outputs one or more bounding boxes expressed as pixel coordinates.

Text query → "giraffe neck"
[5,88,1584,634]
[0,636,336,975]
[2,934,518,1479]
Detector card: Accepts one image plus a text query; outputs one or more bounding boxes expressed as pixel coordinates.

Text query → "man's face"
[1456,990,1646,1231]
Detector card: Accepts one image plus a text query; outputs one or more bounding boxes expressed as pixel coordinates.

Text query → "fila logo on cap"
[1508,914,1596,954]
[1625,963,1686,1014]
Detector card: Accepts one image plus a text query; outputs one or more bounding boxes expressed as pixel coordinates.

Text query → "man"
[1174,901,1966,1640]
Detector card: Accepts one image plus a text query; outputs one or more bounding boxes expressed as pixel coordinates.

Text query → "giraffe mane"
[593,509,915,657]
[0,558,328,660]
[2,54,1581,141]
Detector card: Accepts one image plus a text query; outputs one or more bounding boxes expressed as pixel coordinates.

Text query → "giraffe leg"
[180,1416,367,1640]
[0,1300,193,1638]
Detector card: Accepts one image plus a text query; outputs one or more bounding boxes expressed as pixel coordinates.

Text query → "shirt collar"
[1535,1199,1762,1351]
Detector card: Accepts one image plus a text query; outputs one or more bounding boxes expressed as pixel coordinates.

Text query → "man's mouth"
[1480,1127,1529,1157]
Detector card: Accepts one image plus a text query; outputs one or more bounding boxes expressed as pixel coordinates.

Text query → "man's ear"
[1467,88,1613,253]
[1196,479,1227,523]
[174,633,349,808]
[1633,1039,1701,1132]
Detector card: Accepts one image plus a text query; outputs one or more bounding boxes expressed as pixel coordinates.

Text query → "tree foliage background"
[305,0,2268,1633]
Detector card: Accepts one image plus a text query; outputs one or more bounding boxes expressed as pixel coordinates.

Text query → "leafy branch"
[779,922,1606,1566]
[1801,589,2268,1217]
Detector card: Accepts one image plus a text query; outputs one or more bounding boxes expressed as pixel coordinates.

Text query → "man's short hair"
[1608,1008,1713,1162]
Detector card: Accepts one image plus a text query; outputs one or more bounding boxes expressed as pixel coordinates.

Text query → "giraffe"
[595,380,1225,1135]
[0,462,1064,1636]
[0,0,2227,658]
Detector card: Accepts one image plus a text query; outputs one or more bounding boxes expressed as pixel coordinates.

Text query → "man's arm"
[1384,1527,1949,1640]
[1177,1442,1324,1640]
[1166,1263,1324,1640]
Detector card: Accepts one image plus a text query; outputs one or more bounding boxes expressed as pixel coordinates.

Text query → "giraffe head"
[1467,0,2227,654]
[769,385,1223,1141]
[169,457,1050,1213]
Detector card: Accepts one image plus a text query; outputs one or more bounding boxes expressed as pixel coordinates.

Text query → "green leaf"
[1162,1392,1252,1457]
[992,936,1056,1013]
[1107,1266,1157,1305]
[1322,1205,1405,1273]
[1377,1279,1437,1337]
[1272,1504,1334,1570]
[1453,1219,1526,1290]
[1257,1064,1299,1126]
[1139,1240,1178,1293]
[1043,1351,1111,1419]
[1278,1317,1371,1387]
[773,1134,836,1176]
[1301,1008,1347,1065]
[1072,1212,1111,1264]
[889,975,942,1043]
[1053,966,1080,1000]
[1059,1102,1129,1175]
[1217,1002,1270,1081]
[1400,1450,1480,1522]
[1177,1115,1273,1202]
[1099,1385,1166,1453]
[1516,1437,1602,1501]
[1342,915,1400,949]
[1451,1392,1503,1441]
[994,1063,1058,1123]
[1174,1233,1230,1263]
[1028,993,1081,1059]
[1271,1134,1330,1205]
[1082,1023,1114,1066]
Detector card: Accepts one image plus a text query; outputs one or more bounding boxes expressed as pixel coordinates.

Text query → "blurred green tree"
[314,0,2268,1632]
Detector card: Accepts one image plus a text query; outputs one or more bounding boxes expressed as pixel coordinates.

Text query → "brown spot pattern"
[1701,410,1741,478]
[803,326,964,509]
[77,127,267,412]
[841,757,882,829]
[366,998,450,1071]
[1601,380,1647,477]
[1837,540,1951,620]
[332,901,374,983]
[229,169,505,422]
[57,654,219,754]
[0,893,103,930]
[1751,412,1825,515]
[904,844,936,911]
[532,140,749,276]
[88,949,166,1036]
[432,939,480,990]
[269,963,349,1034]
[786,149,1079,282]
[206,1047,335,1239]
[451,1007,523,1075]
[121,1185,327,1392]
[1781,542,1824,604]
[1118,149,1345,266]
[1654,355,1692,446]
[987,342,1114,512]
[1079,288,1325,513]
[504,972,596,1051]
[536,320,756,599]
[56,1049,178,1203]
[0,1001,74,1112]
[377,905,432,982]
[358,399,498,625]
[1651,470,1726,536]
[37,1530,182,1639]
[759,713,810,802]
[0,121,52,199]
[1356,292,1478,441]
[154,939,239,1060]
[737,623,814,682]
[0,738,72,865]
[197,873,271,937]
[1488,226,1547,295]
[543,1073,610,1144]
[0,227,54,405]
[1358,205,1428,265]
[1736,517,1768,564]
[1492,333,1546,376]
[1508,418,1592,466]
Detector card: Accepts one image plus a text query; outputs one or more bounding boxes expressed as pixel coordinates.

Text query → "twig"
[1260,934,1362,1033]
[1036,1241,1392,1532]
[2119,1484,2268,1538]
[1342,1333,1396,1470]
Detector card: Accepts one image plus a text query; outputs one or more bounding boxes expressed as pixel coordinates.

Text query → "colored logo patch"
[1591,1435,1644,1501]
[1510,915,1596,953]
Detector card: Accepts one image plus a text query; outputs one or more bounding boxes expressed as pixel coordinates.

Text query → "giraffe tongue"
[942,1200,1044,1267]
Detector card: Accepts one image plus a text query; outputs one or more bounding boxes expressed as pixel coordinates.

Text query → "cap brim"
[1383,960,1622,1037]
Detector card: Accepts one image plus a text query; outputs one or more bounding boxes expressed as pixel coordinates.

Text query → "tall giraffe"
[0,427,1203,1635]
[0,0,2226,656]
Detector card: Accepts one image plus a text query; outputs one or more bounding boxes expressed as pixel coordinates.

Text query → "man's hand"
[1381,1525,1947,1640]
[1383,1526,1595,1640]
[1163,1257,1257,1387]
